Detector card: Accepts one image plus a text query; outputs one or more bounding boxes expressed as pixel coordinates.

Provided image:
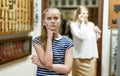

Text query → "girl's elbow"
[65,70,71,74]
[42,61,52,68]
[63,67,72,74]
[45,63,52,68]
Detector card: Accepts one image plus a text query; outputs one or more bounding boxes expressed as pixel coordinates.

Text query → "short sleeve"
[33,37,41,45]
[65,37,73,50]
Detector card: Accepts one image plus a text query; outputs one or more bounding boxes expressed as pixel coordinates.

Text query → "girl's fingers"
[93,26,101,34]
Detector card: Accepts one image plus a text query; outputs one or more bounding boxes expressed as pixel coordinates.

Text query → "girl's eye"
[47,17,51,20]
[54,17,58,20]
[83,13,85,14]
[46,17,59,21]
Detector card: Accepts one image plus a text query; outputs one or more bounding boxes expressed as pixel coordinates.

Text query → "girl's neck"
[53,34,62,40]
[80,21,88,25]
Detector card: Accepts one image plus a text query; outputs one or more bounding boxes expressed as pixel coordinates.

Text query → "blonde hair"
[40,8,61,50]
[74,6,88,23]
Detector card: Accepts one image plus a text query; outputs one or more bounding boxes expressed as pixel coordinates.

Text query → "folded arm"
[32,46,73,74]
[33,37,53,68]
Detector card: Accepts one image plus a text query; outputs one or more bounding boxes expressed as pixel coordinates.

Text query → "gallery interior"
[0,0,120,76]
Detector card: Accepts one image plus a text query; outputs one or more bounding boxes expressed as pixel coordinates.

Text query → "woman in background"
[70,6,101,76]
[31,7,73,76]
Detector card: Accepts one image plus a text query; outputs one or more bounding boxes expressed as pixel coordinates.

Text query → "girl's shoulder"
[62,36,73,49]
[70,21,79,28]
[62,36,73,42]
[88,21,94,25]
[33,36,41,45]
[88,21,95,27]
[70,21,78,25]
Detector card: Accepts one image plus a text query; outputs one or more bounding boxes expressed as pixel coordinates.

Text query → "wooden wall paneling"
[97,0,104,76]
[109,0,120,28]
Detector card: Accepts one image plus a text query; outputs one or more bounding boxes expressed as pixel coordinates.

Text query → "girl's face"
[78,9,88,21]
[44,10,61,31]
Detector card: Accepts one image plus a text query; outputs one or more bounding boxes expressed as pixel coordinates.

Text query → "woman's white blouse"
[70,22,101,58]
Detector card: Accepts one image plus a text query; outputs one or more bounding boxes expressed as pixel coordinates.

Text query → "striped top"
[33,36,73,76]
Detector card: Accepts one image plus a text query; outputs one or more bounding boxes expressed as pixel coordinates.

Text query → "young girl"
[31,8,73,76]
[70,6,101,76]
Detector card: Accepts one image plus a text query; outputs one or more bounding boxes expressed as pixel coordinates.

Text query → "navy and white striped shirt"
[33,36,73,76]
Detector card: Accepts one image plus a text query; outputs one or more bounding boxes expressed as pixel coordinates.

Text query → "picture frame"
[92,0,96,5]
[0,0,34,34]
[109,29,118,76]
[0,36,32,64]
[84,0,89,5]
[61,0,66,6]
[68,0,73,5]
[76,0,81,5]
[54,0,58,6]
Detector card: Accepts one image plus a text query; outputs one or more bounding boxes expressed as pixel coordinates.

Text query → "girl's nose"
[51,19,55,22]
[86,14,89,16]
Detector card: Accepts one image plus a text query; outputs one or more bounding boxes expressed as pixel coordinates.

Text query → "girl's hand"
[79,15,88,24]
[31,55,43,67]
[44,24,55,39]
[47,29,54,39]
[31,55,52,69]
[93,26,101,34]
[79,15,85,22]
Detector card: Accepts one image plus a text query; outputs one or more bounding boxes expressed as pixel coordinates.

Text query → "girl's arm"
[51,46,73,74]
[43,36,53,67]
[33,23,54,67]
[93,26,101,40]
[32,46,73,74]
[93,26,101,35]
[70,22,88,40]
[33,43,45,65]
[33,34,53,68]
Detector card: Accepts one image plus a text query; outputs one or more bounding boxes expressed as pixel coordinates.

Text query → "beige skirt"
[72,58,96,76]
[47,75,68,76]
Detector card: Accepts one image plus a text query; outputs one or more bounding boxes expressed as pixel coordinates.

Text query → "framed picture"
[76,0,81,5]
[61,0,66,6]
[64,11,74,20]
[84,0,89,5]
[0,36,32,64]
[109,29,118,76]
[54,0,58,6]
[0,0,34,34]
[92,0,96,5]
[69,0,74,5]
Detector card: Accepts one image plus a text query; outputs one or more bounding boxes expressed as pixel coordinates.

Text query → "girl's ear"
[42,20,46,26]
[43,23,46,26]
[59,19,62,25]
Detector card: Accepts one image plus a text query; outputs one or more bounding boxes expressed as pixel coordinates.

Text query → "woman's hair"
[40,8,61,50]
[74,6,88,23]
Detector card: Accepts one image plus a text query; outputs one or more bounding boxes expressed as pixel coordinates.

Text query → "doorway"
[42,0,103,76]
